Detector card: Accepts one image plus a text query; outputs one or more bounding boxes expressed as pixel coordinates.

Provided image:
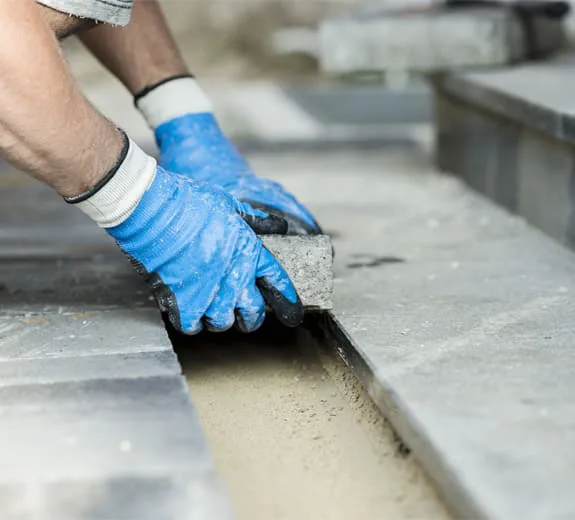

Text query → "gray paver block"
[0,309,170,360]
[318,7,565,73]
[0,376,211,480]
[433,54,575,145]
[0,350,181,386]
[433,54,575,250]
[0,474,232,520]
[0,255,150,313]
[261,234,333,310]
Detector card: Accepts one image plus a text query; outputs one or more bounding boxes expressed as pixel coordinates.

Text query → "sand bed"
[178,323,450,520]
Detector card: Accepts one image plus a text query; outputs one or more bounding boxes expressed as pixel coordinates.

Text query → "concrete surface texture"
[434,53,575,250]
[261,235,333,310]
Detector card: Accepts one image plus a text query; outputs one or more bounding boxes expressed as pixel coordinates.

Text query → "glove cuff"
[134,76,213,129]
[65,132,157,228]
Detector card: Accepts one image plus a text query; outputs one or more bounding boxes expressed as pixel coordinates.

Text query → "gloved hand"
[68,135,304,335]
[135,76,322,236]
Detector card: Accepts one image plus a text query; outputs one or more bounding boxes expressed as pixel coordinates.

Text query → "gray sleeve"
[36,0,132,26]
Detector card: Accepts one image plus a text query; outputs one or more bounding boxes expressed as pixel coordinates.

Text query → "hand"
[106,166,304,334]
[155,113,322,235]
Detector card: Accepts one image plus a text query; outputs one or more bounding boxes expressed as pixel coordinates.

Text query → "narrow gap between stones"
[165,315,451,520]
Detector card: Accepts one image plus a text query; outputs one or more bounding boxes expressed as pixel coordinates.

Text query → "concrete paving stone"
[0,376,213,481]
[283,85,432,126]
[262,235,333,310]
[248,149,575,520]
[0,309,170,360]
[435,91,520,211]
[433,55,575,251]
[517,130,575,245]
[0,350,180,386]
[434,53,575,145]
[0,474,232,520]
[318,7,564,73]
[0,254,150,313]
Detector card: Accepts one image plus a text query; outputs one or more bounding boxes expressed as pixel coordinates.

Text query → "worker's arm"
[79,0,322,235]
[0,0,303,333]
[0,0,122,197]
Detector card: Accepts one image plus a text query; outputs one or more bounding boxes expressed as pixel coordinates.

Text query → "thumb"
[236,201,288,235]
[255,247,304,328]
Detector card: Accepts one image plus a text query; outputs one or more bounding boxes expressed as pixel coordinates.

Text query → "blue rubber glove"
[134,77,321,235]
[156,113,322,235]
[110,168,303,334]
[69,137,303,335]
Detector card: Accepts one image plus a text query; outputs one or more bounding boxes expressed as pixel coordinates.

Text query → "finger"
[203,283,238,333]
[236,201,289,235]
[255,247,304,328]
[243,200,322,236]
[235,284,266,333]
[147,272,204,335]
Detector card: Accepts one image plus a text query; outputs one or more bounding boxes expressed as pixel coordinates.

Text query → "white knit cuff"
[136,77,213,129]
[68,138,156,228]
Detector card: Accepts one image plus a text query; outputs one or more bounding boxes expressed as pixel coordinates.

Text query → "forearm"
[79,0,188,95]
[0,0,122,197]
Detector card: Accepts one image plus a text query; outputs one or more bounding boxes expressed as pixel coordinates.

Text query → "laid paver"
[434,53,575,250]
[0,350,180,385]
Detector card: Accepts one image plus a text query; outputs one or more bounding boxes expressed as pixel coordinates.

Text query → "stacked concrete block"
[318,5,566,73]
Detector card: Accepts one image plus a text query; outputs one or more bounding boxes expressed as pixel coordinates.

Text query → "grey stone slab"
[435,90,520,211]
[283,85,432,126]
[261,235,333,310]
[0,376,213,479]
[0,375,235,517]
[318,7,565,73]
[0,254,150,313]
[0,350,180,386]
[0,309,170,360]
[251,149,575,520]
[328,174,575,520]
[435,53,575,145]
[517,130,575,245]
[434,72,575,252]
[0,474,231,520]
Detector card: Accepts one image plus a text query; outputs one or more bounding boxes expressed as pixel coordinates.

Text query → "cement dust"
[178,322,450,520]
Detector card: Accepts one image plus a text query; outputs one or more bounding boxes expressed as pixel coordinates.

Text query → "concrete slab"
[434,54,575,145]
[246,147,575,520]
[0,310,170,359]
[262,235,333,310]
[318,6,565,73]
[0,350,180,386]
[434,53,575,251]
[0,377,210,479]
[0,474,229,520]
